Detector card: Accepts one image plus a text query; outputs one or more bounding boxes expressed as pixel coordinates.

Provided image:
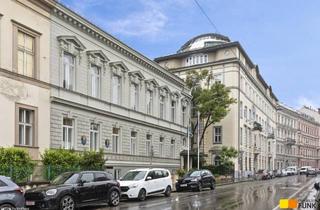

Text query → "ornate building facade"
[155,34,278,177]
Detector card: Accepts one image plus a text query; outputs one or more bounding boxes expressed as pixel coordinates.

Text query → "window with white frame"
[171,100,176,122]
[90,64,100,98]
[159,137,164,157]
[146,90,153,114]
[159,95,165,119]
[17,31,35,77]
[63,53,75,90]
[63,118,74,149]
[130,83,139,110]
[170,139,175,158]
[112,75,121,104]
[90,123,99,151]
[130,131,137,155]
[146,134,152,156]
[112,127,120,153]
[213,126,222,144]
[18,108,34,146]
[185,54,208,66]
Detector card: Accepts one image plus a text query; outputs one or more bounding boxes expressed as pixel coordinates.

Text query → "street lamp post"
[197,110,200,170]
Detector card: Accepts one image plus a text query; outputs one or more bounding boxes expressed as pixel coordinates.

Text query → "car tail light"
[15,187,24,194]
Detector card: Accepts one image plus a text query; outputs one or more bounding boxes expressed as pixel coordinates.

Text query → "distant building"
[155,33,278,178]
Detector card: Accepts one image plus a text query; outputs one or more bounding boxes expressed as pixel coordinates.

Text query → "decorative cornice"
[52,3,186,88]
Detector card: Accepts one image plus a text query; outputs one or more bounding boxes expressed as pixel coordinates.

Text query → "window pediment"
[145,79,159,90]
[87,50,109,64]
[159,85,171,96]
[109,61,129,72]
[181,97,190,107]
[128,71,145,83]
[171,91,180,101]
[57,35,86,53]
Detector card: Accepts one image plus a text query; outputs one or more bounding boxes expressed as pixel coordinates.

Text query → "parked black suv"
[176,170,215,192]
[24,171,120,210]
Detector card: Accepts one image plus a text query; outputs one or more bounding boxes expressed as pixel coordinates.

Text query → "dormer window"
[185,54,208,66]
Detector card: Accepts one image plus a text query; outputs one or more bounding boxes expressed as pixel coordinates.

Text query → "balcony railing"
[252,121,263,132]
[286,138,296,146]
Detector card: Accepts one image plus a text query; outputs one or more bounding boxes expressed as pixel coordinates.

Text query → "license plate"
[180,184,187,187]
[26,201,35,206]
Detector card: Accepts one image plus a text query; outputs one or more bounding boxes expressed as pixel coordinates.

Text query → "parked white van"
[119,168,172,201]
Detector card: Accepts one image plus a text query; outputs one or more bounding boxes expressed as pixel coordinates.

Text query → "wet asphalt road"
[87,175,317,210]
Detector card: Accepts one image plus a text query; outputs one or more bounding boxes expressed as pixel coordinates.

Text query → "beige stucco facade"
[0,0,52,160]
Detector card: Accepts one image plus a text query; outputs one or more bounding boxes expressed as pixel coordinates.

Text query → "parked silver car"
[0,176,25,209]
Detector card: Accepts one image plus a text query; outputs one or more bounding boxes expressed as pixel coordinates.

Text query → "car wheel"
[164,186,171,197]
[108,190,120,207]
[60,195,75,210]
[210,181,215,190]
[0,204,15,210]
[138,189,146,201]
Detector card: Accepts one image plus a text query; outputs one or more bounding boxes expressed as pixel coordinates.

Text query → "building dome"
[178,33,230,53]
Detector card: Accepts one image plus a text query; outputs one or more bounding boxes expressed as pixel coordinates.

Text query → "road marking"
[271,178,316,210]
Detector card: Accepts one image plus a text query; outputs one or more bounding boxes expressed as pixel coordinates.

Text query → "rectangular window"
[170,139,175,158]
[112,127,120,153]
[171,101,176,122]
[18,108,34,146]
[240,102,243,119]
[112,75,121,104]
[240,127,243,145]
[17,30,35,77]
[63,53,75,90]
[130,83,139,110]
[159,137,164,157]
[130,131,137,155]
[213,126,222,144]
[159,95,165,119]
[146,134,152,156]
[146,90,153,114]
[90,123,99,151]
[182,106,186,126]
[63,118,73,149]
[90,65,100,97]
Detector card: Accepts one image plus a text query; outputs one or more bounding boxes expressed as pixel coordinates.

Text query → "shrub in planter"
[41,149,81,180]
[0,147,34,182]
[79,149,105,170]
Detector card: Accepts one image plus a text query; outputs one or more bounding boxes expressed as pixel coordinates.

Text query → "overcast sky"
[60,0,320,109]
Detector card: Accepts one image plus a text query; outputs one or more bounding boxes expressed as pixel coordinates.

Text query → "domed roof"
[178,33,230,53]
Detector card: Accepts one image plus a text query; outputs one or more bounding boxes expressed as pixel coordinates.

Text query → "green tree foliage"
[185,70,236,147]
[0,148,35,182]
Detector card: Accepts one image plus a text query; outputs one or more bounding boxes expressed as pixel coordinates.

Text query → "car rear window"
[95,173,108,182]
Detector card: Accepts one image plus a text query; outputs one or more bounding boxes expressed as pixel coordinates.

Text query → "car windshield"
[51,172,79,185]
[120,171,147,181]
[187,171,201,177]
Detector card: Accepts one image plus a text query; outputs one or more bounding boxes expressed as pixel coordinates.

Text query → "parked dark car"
[306,168,317,177]
[176,170,215,192]
[24,171,121,210]
[256,169,270,180]
[0,176,25,209]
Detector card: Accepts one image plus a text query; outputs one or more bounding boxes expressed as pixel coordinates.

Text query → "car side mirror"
[146,176,152,181]
[314,183,320,191]
[78,180,85,186]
